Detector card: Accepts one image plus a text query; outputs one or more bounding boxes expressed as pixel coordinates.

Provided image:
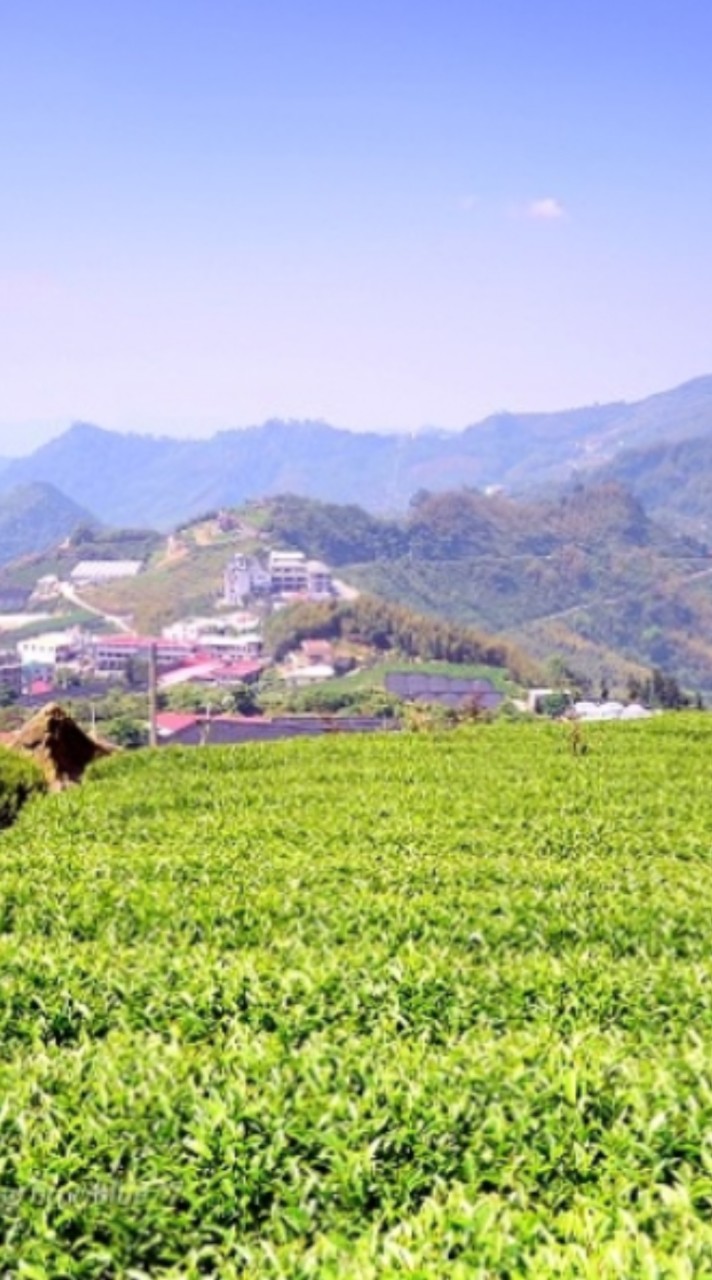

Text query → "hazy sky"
[2,0,712,451]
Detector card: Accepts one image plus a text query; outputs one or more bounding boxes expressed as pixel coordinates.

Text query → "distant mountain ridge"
[585,436,712,539]
[0,483,98,566]
[4,376,712,527]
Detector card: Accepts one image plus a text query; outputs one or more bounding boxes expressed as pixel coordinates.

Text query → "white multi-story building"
[194,633,264,660]
[306,560,333,597]
[162,613,261,644]
[224,550,334,602]
[91,635,193,673]
[223,555,271,605]
[268,551,309,593]
[17,631,81,669]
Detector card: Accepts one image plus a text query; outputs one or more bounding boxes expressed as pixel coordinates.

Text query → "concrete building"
[283,662,336,687]
[194,633,264,660]
[223,555,271,606]
[17,631,80,669]
[162,613,261,644]
[268,550,309,593]
[91,635,193,673]
[306,560,333,597]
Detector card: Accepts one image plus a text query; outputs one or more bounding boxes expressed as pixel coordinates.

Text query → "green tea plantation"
[2,719,712,1276]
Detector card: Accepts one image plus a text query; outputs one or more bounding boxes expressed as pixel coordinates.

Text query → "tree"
[69,522,96,546]
[650,667,689,711]
[538,691,571,718]
[0,685,18,709]
[124,656,149,689]
[104,716,148,748]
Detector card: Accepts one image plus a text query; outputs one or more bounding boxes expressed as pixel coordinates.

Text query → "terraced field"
[2,720,712,1275]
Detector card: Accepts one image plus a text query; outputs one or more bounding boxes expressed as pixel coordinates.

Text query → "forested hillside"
[260,487,712,694]
[592,436,712,538]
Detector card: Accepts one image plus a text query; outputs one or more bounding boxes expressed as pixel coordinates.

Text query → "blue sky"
[1,0,712,450]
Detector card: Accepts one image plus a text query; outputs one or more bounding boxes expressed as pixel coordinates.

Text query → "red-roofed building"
[29,678,54,698]
[155,712,201,738]
[300,639,334,664]
[155,712,396,747]
[92,635,193,673]
[158,659,265,690]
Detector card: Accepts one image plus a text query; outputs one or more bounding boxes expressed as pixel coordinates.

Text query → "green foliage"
[64,692,149,735]
[262,493,407,564]
[102,715,149,749]
[262,681,402,718]
[256,486,712,696]
[598,433,712,538]
[1,721,712,1270]
[538,691,572,718]
[265,594,540,685]
[164,684,259,716]
[0,746,45,826]
[0,524,160,597]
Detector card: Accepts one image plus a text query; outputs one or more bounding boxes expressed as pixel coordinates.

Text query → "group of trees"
[265,594,539,685]
[626,668,699,711]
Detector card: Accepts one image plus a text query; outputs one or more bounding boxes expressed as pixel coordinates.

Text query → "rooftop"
[71,560,143,580]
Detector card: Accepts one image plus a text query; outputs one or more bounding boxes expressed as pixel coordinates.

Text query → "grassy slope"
[2,723,712,1273]
[0,528,162,590]
[312,658,521,697]
[84,541,234,632]
[80,521,261,632]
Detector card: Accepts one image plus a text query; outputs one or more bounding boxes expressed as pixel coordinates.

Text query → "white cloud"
[524,197,567,221]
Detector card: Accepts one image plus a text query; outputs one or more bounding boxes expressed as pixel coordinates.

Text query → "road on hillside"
[59,583,134,634]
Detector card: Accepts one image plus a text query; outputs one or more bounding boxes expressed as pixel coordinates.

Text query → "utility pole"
[148,642,158,748]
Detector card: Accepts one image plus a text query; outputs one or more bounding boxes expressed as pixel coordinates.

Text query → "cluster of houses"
[0,542,338,703]
[0,549,673,725]
[5,623,265,696]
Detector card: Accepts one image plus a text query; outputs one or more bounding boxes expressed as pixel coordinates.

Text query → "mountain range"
[3,375,712,529]
[4,375,712,695]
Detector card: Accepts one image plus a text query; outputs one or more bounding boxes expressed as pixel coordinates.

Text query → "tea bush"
[0,746,45,829]
[1,718,712,1275]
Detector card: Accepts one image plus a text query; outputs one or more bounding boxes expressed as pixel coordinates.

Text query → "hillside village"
[0,518,521,743]
[0,495,694,743]
[0,537,334,694]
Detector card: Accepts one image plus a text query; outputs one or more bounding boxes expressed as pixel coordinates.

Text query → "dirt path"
[59,583,134,633]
